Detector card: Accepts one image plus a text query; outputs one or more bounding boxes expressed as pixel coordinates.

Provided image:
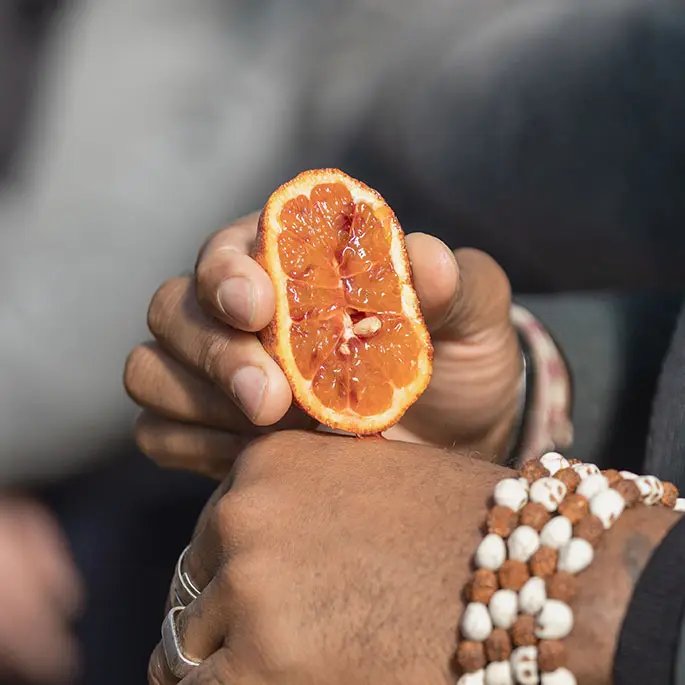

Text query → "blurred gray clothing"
[0,0,684,482]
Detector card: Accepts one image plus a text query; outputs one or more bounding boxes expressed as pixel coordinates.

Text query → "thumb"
[405,233,512,340]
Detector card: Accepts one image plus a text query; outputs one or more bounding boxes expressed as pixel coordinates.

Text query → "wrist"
[453,452,683,685]
[568,504,681,684]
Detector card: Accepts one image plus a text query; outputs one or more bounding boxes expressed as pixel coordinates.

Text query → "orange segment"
[339,202,391,276]
[361,315,422,389]
[348,338,395,415]
[343,264,402,313]
[286,280,345,321]
[278,196,341,288]
[289,316,343,380]
[255,168,433,435]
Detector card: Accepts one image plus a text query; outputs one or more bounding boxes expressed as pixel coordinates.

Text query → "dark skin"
[143,431,679,685]
[124,214,521,475]
[126,216,677,683]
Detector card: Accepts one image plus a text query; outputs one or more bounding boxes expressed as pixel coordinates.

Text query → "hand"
[147,432,675,685]
[125,213,521,479]
[0,496,83,684]
[147,431,507,685]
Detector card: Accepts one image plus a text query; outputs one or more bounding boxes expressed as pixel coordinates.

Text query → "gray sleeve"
[0,0,275,484]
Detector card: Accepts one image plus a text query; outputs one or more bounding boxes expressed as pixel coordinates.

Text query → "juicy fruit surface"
[277,182,422,417]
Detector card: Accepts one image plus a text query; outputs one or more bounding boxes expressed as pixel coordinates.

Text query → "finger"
[148,641,179,685]
[125,343,314,434]
[195,213,276,332]
[147,276,291,425]
[405,232,459,331]
[406,233,511,340]
[175,580,226,662]
[150,587,227,684]
[134,412,249,480]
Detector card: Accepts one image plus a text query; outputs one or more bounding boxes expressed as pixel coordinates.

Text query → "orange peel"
[255,169,432,434]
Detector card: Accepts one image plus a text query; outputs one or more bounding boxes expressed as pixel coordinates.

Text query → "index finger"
[195,212,275,332]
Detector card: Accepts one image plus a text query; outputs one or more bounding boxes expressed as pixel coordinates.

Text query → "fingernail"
[217,277,255,326]
[231,366,267,421]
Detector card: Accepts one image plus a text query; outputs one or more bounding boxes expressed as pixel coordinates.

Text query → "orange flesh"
[278,182,421,416]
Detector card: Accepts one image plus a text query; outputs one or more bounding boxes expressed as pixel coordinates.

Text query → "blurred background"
[0,0,683,682]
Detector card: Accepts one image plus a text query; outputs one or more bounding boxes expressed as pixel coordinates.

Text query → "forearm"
[444,452,682,685]
[567,503,681,684]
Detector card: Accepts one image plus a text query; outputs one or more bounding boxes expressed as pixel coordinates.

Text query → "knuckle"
[194,244,225,286]
[197,332,233,382]
[211,494,241,544]
[211,489,267,546]
[195,230,243,282]
[147,276,190,338]
[194,226,231,270]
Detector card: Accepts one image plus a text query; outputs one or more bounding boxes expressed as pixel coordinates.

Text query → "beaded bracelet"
[454,452,685,685]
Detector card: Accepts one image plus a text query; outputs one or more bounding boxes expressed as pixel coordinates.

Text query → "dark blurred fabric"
[646,302,685,486]
[336,0,685,292]
[42,452,213,685]
[517,293,682,473]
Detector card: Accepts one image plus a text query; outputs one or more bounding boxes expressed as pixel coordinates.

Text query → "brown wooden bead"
[546,571,578,603]
[602,469,622,486]
[468,568,498,604]
[555,467,580,493]
[558,493,589,524]
[574,514,604,548]
[487,505,518,538]
[485,628,512,662]
[511,614,537,646]
[613,478,641,507]
[538,640,568,672]
[519,502,551,532]
[520,460,550,483]
[456,640,486,673]
[662,481,679,508]
[499,560,530,591]
[530,546,558,578]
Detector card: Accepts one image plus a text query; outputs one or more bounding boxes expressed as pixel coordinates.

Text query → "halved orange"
[254,169,433,435]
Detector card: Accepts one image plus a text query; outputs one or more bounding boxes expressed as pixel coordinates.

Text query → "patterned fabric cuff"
[511,304,574,467]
